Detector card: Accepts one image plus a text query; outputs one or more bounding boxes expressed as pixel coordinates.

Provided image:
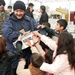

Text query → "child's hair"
[8,5,12,8]
[45,50,53,64]
[30,53,44,68]
[57,19,67,30]
[28,3,34,7]
[56,32,75,69]
[40,41,53,52]
[40,41,53,64]
[42,22,51,28]
[0,37,6,55]
[40,41,50,51]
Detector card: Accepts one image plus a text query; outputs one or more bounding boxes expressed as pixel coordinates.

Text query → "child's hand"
[32,31,39,36]
[20,58,26,61]
[37,25,45,29]
[32,35,39,43]
[32,31,42,38]
[26,39,32,47]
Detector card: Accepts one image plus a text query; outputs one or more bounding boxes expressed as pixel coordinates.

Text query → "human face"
[55,23,62,32]
[29,6,33,12]
[8,8,12,12]
[0,3,4,12]
[40,8,43,13]
[14,9,25,19]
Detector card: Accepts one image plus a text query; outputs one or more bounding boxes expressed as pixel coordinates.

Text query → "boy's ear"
[61,26,64,30]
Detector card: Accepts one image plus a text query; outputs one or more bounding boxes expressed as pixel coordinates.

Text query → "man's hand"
[19,29,25,34]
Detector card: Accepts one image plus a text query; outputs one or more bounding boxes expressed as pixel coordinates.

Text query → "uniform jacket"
[0,10,9,34]
[2,13,39,51]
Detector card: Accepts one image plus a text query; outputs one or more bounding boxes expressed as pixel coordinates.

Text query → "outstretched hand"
[37,25,45,29]
[26,39,32,47]
[32,35,39,43]
[32,31,42,38]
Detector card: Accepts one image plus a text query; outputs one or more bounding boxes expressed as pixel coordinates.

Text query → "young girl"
[33,31,75,75]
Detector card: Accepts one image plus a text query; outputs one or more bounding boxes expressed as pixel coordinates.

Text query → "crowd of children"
[0,0,75,75]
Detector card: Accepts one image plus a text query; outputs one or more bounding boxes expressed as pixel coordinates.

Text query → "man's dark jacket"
[39,11,48,24]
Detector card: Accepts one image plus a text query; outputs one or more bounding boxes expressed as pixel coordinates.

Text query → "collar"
[9,12,30,21]
[55,29,67,34]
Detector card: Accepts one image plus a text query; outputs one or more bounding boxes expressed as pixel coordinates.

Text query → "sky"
[4,0,75,11]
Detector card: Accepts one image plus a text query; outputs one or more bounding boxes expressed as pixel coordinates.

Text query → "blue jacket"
[2,13,43,51]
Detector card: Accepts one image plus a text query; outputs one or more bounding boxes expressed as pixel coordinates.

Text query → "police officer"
[0,0,9,35]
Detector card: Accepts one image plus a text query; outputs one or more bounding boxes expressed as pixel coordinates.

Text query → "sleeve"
[7,50,22,62]
[16,61,31,75]
[30,18,46,35]
[41,35,57,51]
[2,19,20,42]
[30,46,40,54]
[44,27,55,37]
[30,18,39,30]
[16,41,22,50]
[34,43,45,56]
[40,54,68,74]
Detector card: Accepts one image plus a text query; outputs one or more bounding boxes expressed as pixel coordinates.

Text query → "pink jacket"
[40,35,75,75]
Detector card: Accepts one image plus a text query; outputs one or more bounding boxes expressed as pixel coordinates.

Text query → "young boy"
[38,19,68,39]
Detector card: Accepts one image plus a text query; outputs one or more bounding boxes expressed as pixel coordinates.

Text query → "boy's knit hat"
[13,1,26,11]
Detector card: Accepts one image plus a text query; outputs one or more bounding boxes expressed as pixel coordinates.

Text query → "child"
[16,53,45,75]
[38,19,68,39]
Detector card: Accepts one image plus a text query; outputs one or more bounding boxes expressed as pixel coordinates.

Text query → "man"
[7,5,12,14]
[0,0,9,35]
[2,1,45,75]
[39,5,48,24]
[2,1,39,51]
[26,3,34,18]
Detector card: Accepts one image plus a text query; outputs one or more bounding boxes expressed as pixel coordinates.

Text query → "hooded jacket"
[2,13,39,51]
